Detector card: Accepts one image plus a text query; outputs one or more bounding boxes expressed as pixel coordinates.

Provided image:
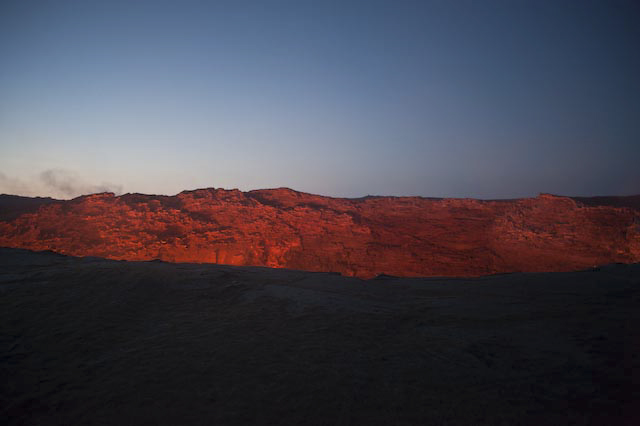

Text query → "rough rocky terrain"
[1,189,639,278]
[1,248,638,425]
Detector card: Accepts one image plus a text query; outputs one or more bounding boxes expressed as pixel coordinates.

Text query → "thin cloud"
[0,172,32,196]
[39,169,123,198]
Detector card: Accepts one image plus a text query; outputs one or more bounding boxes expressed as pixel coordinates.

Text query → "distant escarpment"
[1,188,639,278]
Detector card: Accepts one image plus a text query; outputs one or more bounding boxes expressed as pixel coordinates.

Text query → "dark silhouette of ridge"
[0,194,59,221]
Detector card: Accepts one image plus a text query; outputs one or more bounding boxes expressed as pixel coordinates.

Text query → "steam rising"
[0,172,30,196]
[39,169,123,198]
[0,169,123,199]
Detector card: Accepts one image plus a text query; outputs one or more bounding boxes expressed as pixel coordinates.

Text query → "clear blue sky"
[1,0,638,199]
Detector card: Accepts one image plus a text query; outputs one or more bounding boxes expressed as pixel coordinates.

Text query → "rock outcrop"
[1,188,639,278]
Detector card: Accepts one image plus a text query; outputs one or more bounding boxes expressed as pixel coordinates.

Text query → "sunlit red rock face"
[1,188,639,278]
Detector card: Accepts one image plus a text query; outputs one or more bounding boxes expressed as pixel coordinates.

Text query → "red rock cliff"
[1,188,639,278]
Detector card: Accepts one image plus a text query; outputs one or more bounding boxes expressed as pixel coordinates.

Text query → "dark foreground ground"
[1,248,639,425]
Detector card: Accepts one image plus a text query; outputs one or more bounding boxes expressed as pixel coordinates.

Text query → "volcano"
[1,188,639,278]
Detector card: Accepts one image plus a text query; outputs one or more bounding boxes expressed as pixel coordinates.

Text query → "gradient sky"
[1,0,638,199]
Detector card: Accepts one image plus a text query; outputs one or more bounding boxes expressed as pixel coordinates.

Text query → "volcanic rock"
[0,188,638,278]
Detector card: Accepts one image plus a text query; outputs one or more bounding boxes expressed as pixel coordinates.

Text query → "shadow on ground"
[1,248,638,425]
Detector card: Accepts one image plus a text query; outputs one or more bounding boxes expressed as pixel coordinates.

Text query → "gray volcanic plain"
[1,247,639,425]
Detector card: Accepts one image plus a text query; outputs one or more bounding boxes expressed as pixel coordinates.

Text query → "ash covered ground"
[1,247,638,425]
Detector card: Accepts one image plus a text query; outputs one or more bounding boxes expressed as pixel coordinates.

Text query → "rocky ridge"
[0,188,639,278]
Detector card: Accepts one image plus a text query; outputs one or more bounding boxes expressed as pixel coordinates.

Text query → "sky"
[0,0,638,199]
